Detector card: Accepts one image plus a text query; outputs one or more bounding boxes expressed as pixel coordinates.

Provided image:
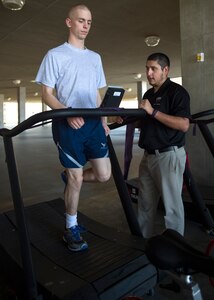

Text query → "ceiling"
[0,0,181,102]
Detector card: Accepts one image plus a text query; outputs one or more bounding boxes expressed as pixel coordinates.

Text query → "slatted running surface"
[0,198,157,299]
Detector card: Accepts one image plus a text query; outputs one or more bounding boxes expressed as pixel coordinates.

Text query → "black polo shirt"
[138,78,191,151]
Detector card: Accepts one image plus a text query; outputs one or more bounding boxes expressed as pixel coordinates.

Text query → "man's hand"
[139,99,153,115]
[67,117,85,129]
[116,116,124,124]
[102,121,110,136]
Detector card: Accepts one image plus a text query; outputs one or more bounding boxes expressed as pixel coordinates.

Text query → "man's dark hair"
[147,53,170,69]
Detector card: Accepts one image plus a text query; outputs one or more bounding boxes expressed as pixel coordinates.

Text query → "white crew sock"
[65,213,77,229]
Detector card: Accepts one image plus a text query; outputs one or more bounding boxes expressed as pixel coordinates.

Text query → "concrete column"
[17,87,26,123]
[42,101,48,112]
[0,94,4,128]
[137,81,148,105]
[42,102,45,112]
[180,0,214,186]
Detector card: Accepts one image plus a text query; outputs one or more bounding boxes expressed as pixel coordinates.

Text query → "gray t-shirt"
[35,42,106,108]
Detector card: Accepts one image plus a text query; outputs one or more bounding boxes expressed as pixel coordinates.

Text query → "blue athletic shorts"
[52,118,109,168]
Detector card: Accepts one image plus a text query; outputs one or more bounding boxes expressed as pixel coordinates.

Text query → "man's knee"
[67,170,83,188]
[97,169,111,182]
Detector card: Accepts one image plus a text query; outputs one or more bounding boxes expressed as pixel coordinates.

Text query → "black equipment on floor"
[145,228,214,300]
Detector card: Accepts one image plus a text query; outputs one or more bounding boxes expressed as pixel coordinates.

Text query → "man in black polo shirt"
[138,52,191,238]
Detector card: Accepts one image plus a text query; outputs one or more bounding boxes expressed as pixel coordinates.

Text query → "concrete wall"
[180,0,214,186]
[0,94,3,128]
[17,87,26,123]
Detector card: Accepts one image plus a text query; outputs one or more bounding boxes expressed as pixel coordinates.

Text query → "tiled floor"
[0,125,214,299]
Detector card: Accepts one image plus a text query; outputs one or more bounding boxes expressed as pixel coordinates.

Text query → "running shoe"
[61,170,67,185]
[64,221,87,233]
[63,225,88,252]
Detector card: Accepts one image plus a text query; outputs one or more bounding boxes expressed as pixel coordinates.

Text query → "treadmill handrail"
[0,108,146,138]
[191,109,214,120]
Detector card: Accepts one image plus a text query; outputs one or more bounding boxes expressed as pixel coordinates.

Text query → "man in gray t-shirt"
[36,4,111,252]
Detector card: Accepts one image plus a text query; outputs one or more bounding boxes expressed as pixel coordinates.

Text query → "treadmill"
[0,108,158,300]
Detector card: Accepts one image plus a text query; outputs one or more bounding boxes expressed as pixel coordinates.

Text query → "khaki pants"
[137,147,186,238]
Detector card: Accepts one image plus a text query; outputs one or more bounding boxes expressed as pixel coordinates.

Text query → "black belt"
[144,145,183,155]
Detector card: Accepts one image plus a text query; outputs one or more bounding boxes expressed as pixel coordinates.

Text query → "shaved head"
[68,4,91,19]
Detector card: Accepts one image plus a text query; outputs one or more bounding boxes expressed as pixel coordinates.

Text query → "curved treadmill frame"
[0,108,157,300]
